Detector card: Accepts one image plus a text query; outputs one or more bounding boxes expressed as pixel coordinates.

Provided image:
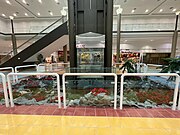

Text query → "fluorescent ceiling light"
[37,12,41,16]
[173,8,176,12]
[9,16,14,20]
[13,13,17,17]
[116,7,123,14]
[159,9,163,12]
[54,0,59,3]
[176,11,180,15]
[145,9,149,13]
[6,0,11,5]
[131,10,135,13]
[38,0,42,3]
[22,0,26,4]
[2,14,6,17]
[25,13,28,16]
[49,11,53,16]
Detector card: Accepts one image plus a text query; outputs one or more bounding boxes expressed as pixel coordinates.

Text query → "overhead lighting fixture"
[37,12,41,16]
[49,11,53,16]
[25,13,28,16]
[176,11,180,15]
[2,14,6,17]
[131,8,136,13]
[145,9,149,13]
[6,0,11,5]
[22,0,27,4]
[13,13,17,17]
[38,0,42,3]
[159,9,163,12]
[54,0,59,4]
[9,16,14,20]
[61,7,68,16]
[173,8,177,12]
[115,5,123,14]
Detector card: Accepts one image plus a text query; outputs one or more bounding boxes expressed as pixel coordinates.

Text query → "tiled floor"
[0,105,180,135]
[0,105,180,118]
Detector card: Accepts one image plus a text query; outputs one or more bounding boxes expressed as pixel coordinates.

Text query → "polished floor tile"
[0,115,179,135]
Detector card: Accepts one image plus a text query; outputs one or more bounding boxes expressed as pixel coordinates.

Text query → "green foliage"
[37,54,44,64]
[160,58,180,73]
[159,58,180,81]
[120,59,136,73]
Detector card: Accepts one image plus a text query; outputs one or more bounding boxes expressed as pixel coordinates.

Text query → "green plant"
[120,59,136,73]
[37,54,44,64]
[159,58,180,80]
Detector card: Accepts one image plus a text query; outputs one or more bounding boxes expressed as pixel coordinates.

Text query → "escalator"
[0,17,68,67]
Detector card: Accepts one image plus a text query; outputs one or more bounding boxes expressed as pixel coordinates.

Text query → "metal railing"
[7,72,61,108]
[15,65,38,82]
[0,73,9,107]
[120,73,180,110]
[0,67,15,83]
[62,73,118,109]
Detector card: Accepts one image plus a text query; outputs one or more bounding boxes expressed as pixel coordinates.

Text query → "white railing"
[15,65,38,73]
[136,63,148,73]
[0,67,15,83]
[120,73,180,110]
[7,72,61,108]
[62,73,118,109]
[37,63,70,72]
[0,73,9,107]
[15,65,38,82]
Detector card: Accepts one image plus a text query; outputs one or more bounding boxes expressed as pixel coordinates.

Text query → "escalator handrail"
[2,16,66,61]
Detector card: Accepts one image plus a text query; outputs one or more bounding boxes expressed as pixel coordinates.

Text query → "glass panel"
[65,76,115,107]
[122,75,176,108]
[0,77,5,105]
[65,67,116,73]
[11,75,59,105]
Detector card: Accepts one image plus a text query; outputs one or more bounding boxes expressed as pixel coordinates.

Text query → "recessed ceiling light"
[150,40,154,42]
[145,9,149,13]
[37,12,41,16]
[54,0,59,4]
[6,0,11,5]
[13,13,17,17]
[25,13,28,16]
[38,0,42,3]
[159,9,163,12]
[9,16,14,20]
[49,11,53,16]
[131,8,136,13]
[22,0,27,4]
[173,8,177,12]
[2,14,6,17]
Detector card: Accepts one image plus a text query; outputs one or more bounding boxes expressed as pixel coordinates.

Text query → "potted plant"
[120,59,136,73]
[159,58,180,80]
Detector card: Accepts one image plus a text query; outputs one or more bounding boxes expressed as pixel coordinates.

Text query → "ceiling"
[0,0,180,19]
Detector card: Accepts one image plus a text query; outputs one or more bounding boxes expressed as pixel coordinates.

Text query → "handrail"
[1,16,66,63]
[120,73,180,110]
[0,73,9,107]
[7,72,61,108]
[62,73,118,109]
[15,65,38,82]
[0,67,15,83]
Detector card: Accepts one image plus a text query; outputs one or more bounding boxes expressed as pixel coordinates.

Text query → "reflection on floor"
[0,105,180,135]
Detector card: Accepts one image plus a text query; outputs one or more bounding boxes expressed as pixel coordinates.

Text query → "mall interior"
[0,0,180,134]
